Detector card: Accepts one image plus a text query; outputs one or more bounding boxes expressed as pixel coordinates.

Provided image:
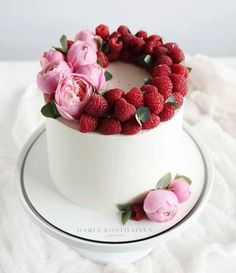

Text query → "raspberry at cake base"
[37,25,192,224]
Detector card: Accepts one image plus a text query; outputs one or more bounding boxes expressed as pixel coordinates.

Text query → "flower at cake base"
[75,63,106,91]
[168,179,191,203]
[37,60,72,95]
[67,40,97,71]
[75,30,98,51]
[40,49,65,68]
[54,73,95,120]
[143,189,178,223]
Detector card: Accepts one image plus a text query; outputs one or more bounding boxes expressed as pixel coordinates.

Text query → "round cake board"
[16,124,214,264]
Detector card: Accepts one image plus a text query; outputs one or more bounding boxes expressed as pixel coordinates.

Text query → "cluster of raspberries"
[79,24,189,135]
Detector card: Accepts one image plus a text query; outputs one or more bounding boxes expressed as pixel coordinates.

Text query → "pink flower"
[75,30,98,51]
[37,60,72,95]
[75,63,106,91]
[54,73,95,120]
[143,190,178,223]
[40,49,65,68]
[67,40,97,70]
[168,179,191,203]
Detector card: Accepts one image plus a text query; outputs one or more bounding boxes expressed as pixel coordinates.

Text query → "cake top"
[37,24,191,135]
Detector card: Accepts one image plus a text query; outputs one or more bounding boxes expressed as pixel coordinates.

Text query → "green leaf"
[165,95,179,110]
[97,58,103,67]
[122,210,131,225]
[105,70,113,81]
[135,107,150,125]
[156,172,172,189]
[97,37,103,51]
[101,42,109,54]
[60,35,68,53]
[138,54,153,67]
[175,174,192,185]
[117,204,131,212]
[41,101,60,119]
[187,67,192,73]
[53,47,65,54]
[144,78,152,85]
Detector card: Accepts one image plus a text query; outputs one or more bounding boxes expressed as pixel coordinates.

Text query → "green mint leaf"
[144,78,152,84]
[117,204,131,212]
[105,70,113,81]
[97,37,103,51]
[175,174,192,185]
[122,210,131,225]
[41,101,60,119]
[156,172,172,189]
[187,67,192,73]
[97,58,103,67]
[101,42,109,54]
[60,35,68,53]
[135,107,150,125]
[138,54,153,67]
[165,95,180,110]
[53,47,65,54]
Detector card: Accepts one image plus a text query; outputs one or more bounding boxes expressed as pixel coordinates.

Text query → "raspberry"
[146,34,162,43]
[169,46,185,63]
[122,117,141,135]
[141,84,158,94]
[95,24,109,40]
[110,31,121,39]
[107,52,119,62]
[152,76,173,99]
[172,92,184,106]
[98,117,122,135]
[171,64,188,78]
[85,94,109,117]
[143,41,156,55]
[153,46,169,58]
[144,91,164,114]
[164,42,179,50]
[135,30,148,39]
[109,37,123,53]
[130,36,144,53]
[114,98,136,121]
[131,203,146,221]
[159,104,175,121]
[142,113,160,130]
[123,87,144,108]
[97,51,109,68]
[121,34,133,49]
[79,114,98,133]
[103,88,124,107]
[152,64,171,77]
[67,40,74,49]
[155,55,173,66]
[170,74,188,96]
[119,50,132,62]
[117,25,130,36]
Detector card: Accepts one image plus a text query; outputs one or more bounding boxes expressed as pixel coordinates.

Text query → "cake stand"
[16,124,214,264]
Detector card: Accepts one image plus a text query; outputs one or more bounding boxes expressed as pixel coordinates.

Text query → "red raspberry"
[67,40,74,49]
[142,113,160,130]
[109,37,123,53]
[172,92,184,106]
[152,76,173,99]
[169,46,185,63]
[159,104,175,121]
[123,87,144,108]
[170,74,188,96]
[114,98,136,121]
[146,34,162,43]
[79,114,98,133]
[131,203,146,221]
[171,64,188,78]
[121,34,133,49]
[117,25,130,36]
[152,64,171,77]
[97,51,109,68]
[153,46,169,58]
[155,55,173,66]
[122,117,141,135]
[85,94,109,117]
[135,30,148,39]
[164,42,179,50]
[110,31,121,39]
[141,84,158,94]
[130,36,144,53]
[107,52,119,62]
[119,50,132,62]
[98,117,121,135]
[143,41,156,55]
[95,24,109,40]
[103,88,124,107]
[144,91,164,114]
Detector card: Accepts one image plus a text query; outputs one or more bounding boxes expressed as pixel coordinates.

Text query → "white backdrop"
[1,0,236,60]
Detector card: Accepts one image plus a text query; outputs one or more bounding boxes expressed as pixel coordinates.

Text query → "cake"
[37,25,192,224]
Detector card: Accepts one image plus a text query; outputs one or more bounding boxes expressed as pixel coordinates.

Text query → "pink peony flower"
[75,63,106,91]
[143,190,179,223]
[40,49,65,68]
[37,60,72,95]
[67,40,97,70]
[54,73,95,120]
[168,179,191,203]
[75,30,98,51]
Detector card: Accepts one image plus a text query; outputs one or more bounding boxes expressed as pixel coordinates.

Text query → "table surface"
[1,57,236,273]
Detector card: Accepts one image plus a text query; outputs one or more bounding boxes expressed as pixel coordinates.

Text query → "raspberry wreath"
[37,24,191,135]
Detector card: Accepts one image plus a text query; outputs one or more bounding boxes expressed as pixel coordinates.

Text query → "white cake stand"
[16,124,214,264]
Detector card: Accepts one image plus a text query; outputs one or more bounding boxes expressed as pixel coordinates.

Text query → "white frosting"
[45,62,184,212]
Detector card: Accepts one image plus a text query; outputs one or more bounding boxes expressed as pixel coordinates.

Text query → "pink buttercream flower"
[143,190,179,223]
[37,60,72,95]
[75,63,106,91]
[168,179,191,203]
[40,49,65,68]
[54,73,95,120]
[75,30,98,51]
[67,40,97,70]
